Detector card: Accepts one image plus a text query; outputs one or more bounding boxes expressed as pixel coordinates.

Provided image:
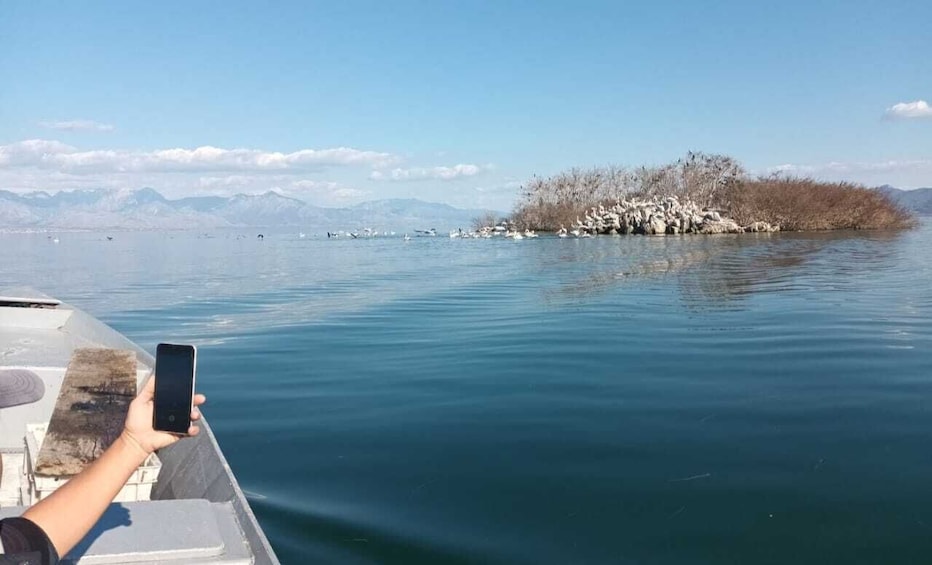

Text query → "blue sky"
[1,0,930,210]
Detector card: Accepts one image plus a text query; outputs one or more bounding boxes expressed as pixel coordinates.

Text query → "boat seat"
[0,499,253,564]
[0,369,45,409]
[35,348,137,477]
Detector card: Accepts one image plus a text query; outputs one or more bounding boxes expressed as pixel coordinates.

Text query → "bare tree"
[472,211,501,230]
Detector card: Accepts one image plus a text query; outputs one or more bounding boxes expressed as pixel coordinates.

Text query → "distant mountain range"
[876,186,932,215]
[0,188,500,230]
[2,185,925,231]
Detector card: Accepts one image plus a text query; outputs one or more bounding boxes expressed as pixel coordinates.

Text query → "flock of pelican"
[324,226,591,241]
[555,224,593,238]
[447,227,540,240]
[307,225,599,241]
[326,228,398,239]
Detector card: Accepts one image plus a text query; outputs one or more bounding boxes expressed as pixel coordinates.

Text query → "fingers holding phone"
[124,344,206,454]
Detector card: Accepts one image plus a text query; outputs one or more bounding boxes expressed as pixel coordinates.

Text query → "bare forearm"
[23,433,149,557]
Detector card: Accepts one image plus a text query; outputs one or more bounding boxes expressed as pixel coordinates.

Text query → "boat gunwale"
[0,291,280,564]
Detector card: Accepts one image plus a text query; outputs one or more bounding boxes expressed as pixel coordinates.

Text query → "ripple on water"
[1,223,931,563]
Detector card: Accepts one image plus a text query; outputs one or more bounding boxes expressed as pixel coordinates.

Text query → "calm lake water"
[2,223,931,564]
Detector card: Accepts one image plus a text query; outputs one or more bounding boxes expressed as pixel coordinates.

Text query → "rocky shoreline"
[562,197,779,236]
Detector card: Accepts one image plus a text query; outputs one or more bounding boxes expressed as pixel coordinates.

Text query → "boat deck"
[0,452,24,506]
[0,290,279,563]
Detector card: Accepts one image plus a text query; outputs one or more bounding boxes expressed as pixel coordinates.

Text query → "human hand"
[122,374,206,455]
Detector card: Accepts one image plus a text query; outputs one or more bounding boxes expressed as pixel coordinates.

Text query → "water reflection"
[2,222,931,564]
[679,229,911,309]
[532,227,918,313]
[0,223,926,338]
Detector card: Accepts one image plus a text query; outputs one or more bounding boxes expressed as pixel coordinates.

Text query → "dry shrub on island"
[505,152,915,232]
[509,152,744,230]
[721,176,916,231]
[510,166,630,230]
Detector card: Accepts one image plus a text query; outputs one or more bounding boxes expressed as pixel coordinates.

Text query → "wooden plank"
[34,348,137,477]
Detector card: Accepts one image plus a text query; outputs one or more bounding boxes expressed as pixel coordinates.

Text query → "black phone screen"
[154,343,196,434]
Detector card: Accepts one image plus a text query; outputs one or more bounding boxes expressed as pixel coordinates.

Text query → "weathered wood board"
[34,348,138,476]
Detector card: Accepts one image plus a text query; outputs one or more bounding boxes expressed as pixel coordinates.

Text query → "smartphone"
[153,343,197,435]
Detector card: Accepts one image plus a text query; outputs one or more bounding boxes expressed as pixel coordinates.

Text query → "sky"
[1,0,930,211]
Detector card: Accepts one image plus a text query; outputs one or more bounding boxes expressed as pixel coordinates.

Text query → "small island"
[484,152,916,235]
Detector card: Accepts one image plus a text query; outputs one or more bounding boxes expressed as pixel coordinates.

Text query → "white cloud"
[39,119,115,132]
[765,158,932,188]
[768,159,932,176]
[0,138,509,208]
[369,163,488,182]
[884,100,932,120]
[474,180,522,193]
[197,175,255,189]
[283,180,371,205]
[0,139,399,174]
[292,179,339,191]
[293,180,370,198]
[330,187,372,201]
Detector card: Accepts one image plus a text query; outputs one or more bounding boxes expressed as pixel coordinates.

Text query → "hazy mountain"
[346,198,493,230]
[0,188,228,229]
[0,188,500,231]
[212,191,322,226]
[876,186,932,215]
[172,195,228,212]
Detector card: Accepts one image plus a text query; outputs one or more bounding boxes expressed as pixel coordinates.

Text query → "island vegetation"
[500,152,915,235]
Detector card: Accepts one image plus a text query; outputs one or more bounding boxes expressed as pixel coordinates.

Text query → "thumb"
[138,372,156,401]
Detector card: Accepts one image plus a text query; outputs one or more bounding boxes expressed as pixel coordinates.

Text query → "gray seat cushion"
[0,369,45,408]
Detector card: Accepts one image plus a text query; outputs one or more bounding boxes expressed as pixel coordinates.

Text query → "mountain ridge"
[875,186,932,216]
[0,188,502,230]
